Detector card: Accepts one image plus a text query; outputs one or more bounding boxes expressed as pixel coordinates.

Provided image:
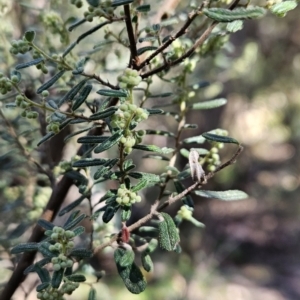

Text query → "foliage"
[0,0,297,299]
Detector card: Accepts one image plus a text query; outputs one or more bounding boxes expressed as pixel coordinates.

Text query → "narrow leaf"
[58,79,88,106]
[15,58,44,70]
[51,269,64,288]
[94,130,124,153]
[203,7,266,22]
[119,249,135,267]
[36,282,50,292]
[141,254,153,272]
[133,144,173,154]
[88,288,97,300]
[72,84,92,111]
[69,248,93,258]
[11,242,38,254]
[89,106,118,120]
[158,212,180,251]
[96,89,127,98]
[37,219,55,230]
[66,274,86,282]
[194,190,248,201]
[137,46,157,56]
[190,98,227,110]
[64,213,86,230]
[58,195,87,216]
[77,135,109,144]
[73,158,108,168]
[270,1,297,17]
[202,133,239,144]
[36,71,65,94]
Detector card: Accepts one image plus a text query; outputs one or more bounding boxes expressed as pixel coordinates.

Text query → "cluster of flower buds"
[10,39,31,55]
[83,2,114,22]
[116,184,142,206]
[37,281,79,299]
[0,73,12,95]
[206,129,227,172]
[117,68,142,89]
[46,226,75,269]
[177,205,193,220]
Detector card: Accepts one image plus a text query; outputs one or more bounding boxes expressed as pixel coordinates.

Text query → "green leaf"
[65,274,86,282]
[94,130,124,153]
[72,226,85,237]
[158,212,180,251]
[145,129,175,137]
[177,168,191,180]
[270,1,297,17]
[64,213,86,230]
[24,30,35,42]
[174,180,194,208]
[114,248,147,294]
[202,133,239,144]
[62,41,77,57]
[58,195,87,216]
[148,92,172,98]
[133,144,173,154]
[68,18,86,32]
[89,107,118,120]
[131,179,148,192]
[190,98,227,110]
[119,248,135,267]
[97,89,127,98]
[183,124,198,129]
[15,58,44,70]
[47,100,58,109]
[88,288,97,300]
[102,203,120,223]
[86,0,100,7]
[11,242,38,254]
[129,172,160,184]
[69,248,93,258]
[63,210,80,227]
[64,126,95,142]
[36,71,65,94]
[76,21,110,43]
[37,219,55,230]
[36,282,50,292]
[51,269,64,288]
[142,238,158,254]
[226,20,243,32]
[112,0,134,7]
[72,84,92,111]
[24,258,51,275]
[121,206,132,222]
[203,7,266,22]
[141,254,153,272]
[38,242,58,258]
[194,190,248,201]
[72,158,108,167]
[58,79,88,106]
[145,108,165,115]
[137,46,158,56]
[34,265,51,283]
[136,4,151,12]
[77,136,108,144]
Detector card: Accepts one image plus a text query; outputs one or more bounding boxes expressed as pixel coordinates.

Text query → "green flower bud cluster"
[117,68,142,89]
[206,129,227,172]
[177,205,193,220]
[45,226,75,269]
[83,2,114,22]
[183,58,197,73]
[31,50,49,73]
[116,184,142,206]
[9,39,31,55]
[14,94,39,119]
[37,281,79,299]
[46,122,60,134]
[0,73,12,95]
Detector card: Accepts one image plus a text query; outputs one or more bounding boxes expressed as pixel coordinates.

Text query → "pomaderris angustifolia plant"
[0,0,297,299]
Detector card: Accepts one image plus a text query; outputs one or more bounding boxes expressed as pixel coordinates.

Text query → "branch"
[0,97,120,300]
[124,4,139,69]
[93,145,244,253]
[141,22,217,79]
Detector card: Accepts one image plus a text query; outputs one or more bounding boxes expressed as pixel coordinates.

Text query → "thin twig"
[94,145,244,254]
[124,4,139,69]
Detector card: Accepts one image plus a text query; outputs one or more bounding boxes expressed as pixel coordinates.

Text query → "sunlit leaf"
[194,190,248,201]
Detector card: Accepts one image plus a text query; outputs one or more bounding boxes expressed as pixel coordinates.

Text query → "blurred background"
[0,1,300,300]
